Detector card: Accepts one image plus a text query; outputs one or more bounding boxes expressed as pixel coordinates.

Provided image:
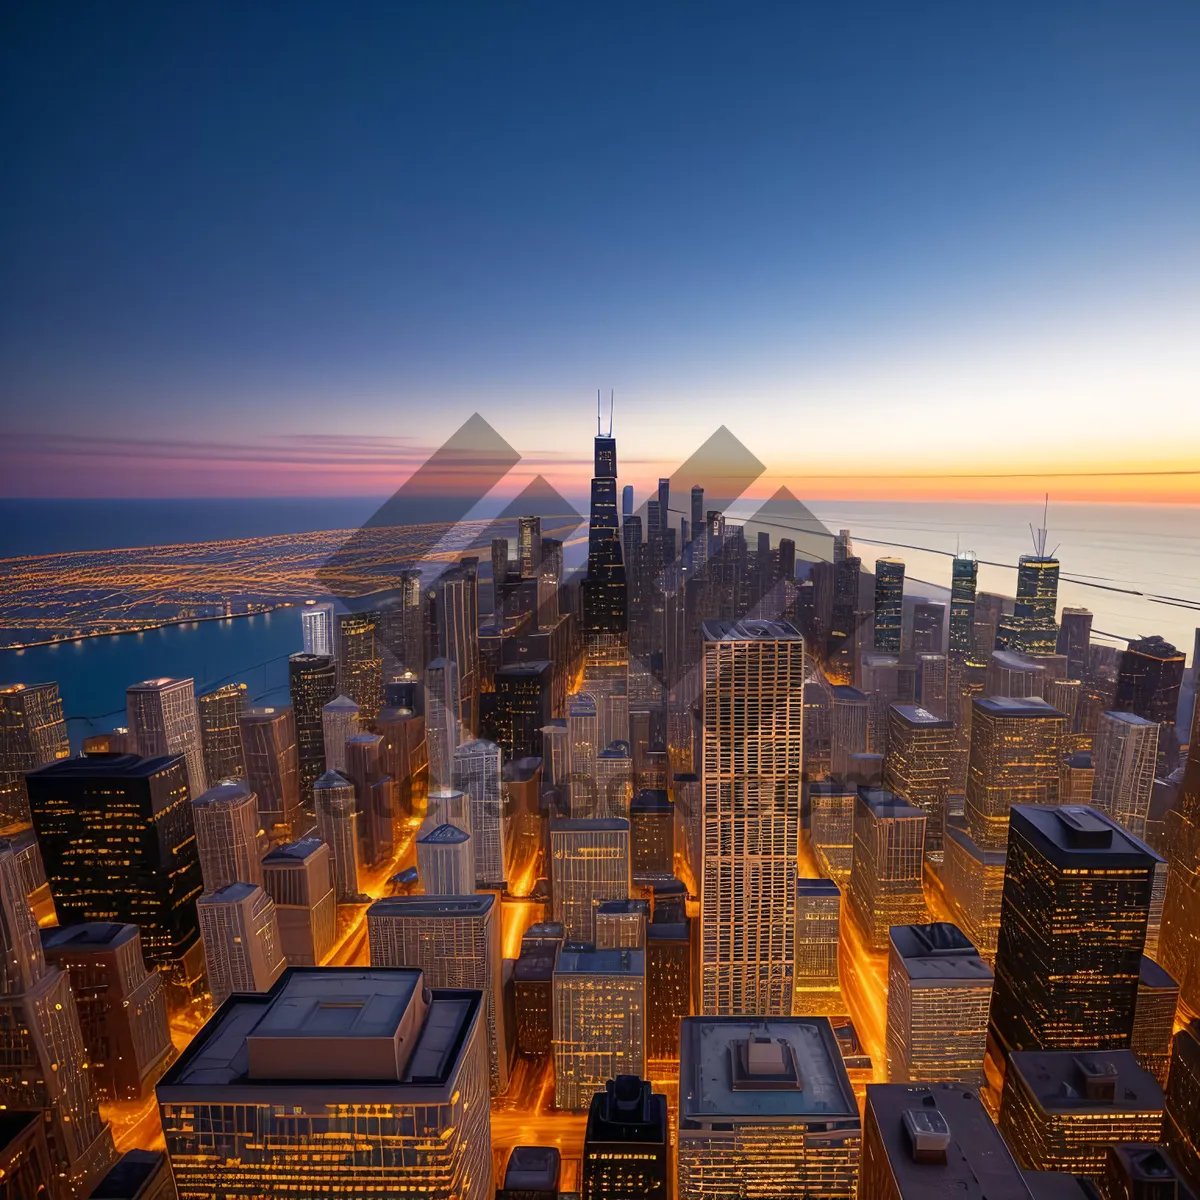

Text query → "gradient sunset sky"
[2,2,1198,504]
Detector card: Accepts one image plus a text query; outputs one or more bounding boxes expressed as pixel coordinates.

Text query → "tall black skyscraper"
[26,754,205,995]
[581,1075,668,1200]
[990,804,1156,1054]
[581,399,628,653]
[873,558,904,653]
[1116,635,1186,727]
[948,553,978,659]
[690,485,704,543]
[288,653,336,816]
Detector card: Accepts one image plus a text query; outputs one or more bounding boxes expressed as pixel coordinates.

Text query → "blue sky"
[2,2,1198,499]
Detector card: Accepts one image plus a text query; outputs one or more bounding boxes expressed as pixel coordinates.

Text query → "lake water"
[1,497,1196,749]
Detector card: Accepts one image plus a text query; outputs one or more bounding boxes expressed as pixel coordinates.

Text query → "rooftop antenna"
[1029,492,1056,558]
[609,389,614,437]
[596,388,602,437]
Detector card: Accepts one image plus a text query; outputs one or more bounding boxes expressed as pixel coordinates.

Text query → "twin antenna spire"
[1030,493,1059,558]
[596,388,614,437]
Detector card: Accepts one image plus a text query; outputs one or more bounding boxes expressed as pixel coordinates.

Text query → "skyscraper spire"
[597,387,602,436]
[609,389,614,437]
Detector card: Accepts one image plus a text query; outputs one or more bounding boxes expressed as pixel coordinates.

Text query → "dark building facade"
[581,1075,668,1200]
[990,805,1156,1054]
[1165,1021,1200,1195]
[288,653,336,817]
[630,788,673,876]
[26,754,204,991]
[1115,636,1186,728]
[645,918,690,1064]
[493,661,553,764]
[873,559,905,653]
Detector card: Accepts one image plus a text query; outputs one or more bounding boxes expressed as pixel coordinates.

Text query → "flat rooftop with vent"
[156,967,482,1102]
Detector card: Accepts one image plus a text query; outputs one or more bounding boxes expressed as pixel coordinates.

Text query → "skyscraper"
[345,731,395,868]
[645,913,690,1064]
[948,553,979,659]
[126,677,208,801]
[700,618,803,1016]
[883,704,954,860]
[990,805,1156,1053]
[425,657,461,789]
[873,558,905,653]
[368,893,508,1095]
[998,1050,1164,1178]
[690,485,704,539]
[434,566,480,736]
[848,788,927,952]
[415,823,474,896]
[321,693,360,774]
[300,601,336,657]
[567,691,599,815]
[27,754,204,991]
[191,778,263,893]
[260,837,337,967]
[911,602,945,655]
[794,877,843,1015]
[518,515,542,578]
[809,780,856,882]
[581,1075,668,1200]
[1091,710,1159,839]
[830,685,870,779]
[196,883,286,1008]
[549,818,630,943]
[552,947,644,1111]
[453,738,505,888]
[1161,697,1200,1017]
[995,552,1060,657]
[336,610,384,723]
[239,705,301,841]
[289,652,336,811]
[313,769,360,902]
[1115,635,1186,727]
[40,922,175,1104]
[964,696,1065,850]
[676,1015,860,1200]
[580,404,629,669]
[1057,607,1093,680]
[0,845,114,1197]
[157,968,493,1200]
[1164,1020,1200,1194]
[0,681,70,825]
[197,682,247,785]
[493,661,553,763]
[885,922,992,1086]
[1130,956,1178,1085]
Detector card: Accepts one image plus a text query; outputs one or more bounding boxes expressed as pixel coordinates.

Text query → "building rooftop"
[646,921,688,942]
[630,788,671,813]
[1011,805,1161,868]
[127,677,189,691]
[368,894,495,920]
[865,1083,1033,1199]
[597,898,650,917]
[797,877,841,899]
[514,949,557,981]
[323,695,359,712]
[890,924,993,985]
[1139,955,1177,991]
[495,659,553,677]
[974,695,1064,719]
[1101,710,1160,729]
[550,817,630,833]
[262,837,324,865]
[89,1150,167,1200]
[1007,1050,1164,1115]
[890,704,954,730]
[41,921,138,952]
[313,769,353,790]
[417,822,471,845]
[830,684,868,701]
[680,1017,856,1124]
[158,967,481,1099]
[810,779,857,797]
[944,818,1006,864]
[242,705,290,722]
[200,882,261,904]
[858,787,925,819]
[586,1076,667,1145]
[502,1145,561,1191]
[28,753,179,780]
[701,618,803,642]
[194,779,255,807]
[555,948,643,977]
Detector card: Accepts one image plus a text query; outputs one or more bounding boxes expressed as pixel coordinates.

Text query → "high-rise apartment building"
[700,618,803,1017]
[948,553,979,658]
[239,705,301,841]
[196,681,247,785]
[27,754,204,990]
[157,967,493,1200]
[453,738,505,888]
[552,947,644,1111]
[196,883,286,1009]
[996,554,1060,657]
[313,769,360,902]
[1092,710,1159,839]
[677,1015,860,1200]
[794,877,842,1014]
[0,846,114,1198]
[335,610,384,724]
[260,837,336,966]
[549,818,630,943]
[300,601,336,658]
[859,1082,1035,1200]
[321,693,360,774]
[964,696,1065,850]
[990,805,1156,1053]
[848,788,927,952]
[884,704,954,860]
[191,778,263,893]
[885,922,992,1086]
[581,1075,669,1200]
[873,559,905,653]
[289,652,336,811]
[998,1050,1164,1178]
[809,780,856,882]
[416,822,474,895]
[40,922,175,1103]
[368,894,508,1095]
[0,681,70,825]
[126,677,208,800]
